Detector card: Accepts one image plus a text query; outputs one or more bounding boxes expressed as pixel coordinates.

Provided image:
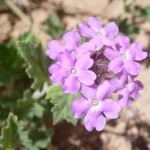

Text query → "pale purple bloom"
[49,51,96,94]
[131,80,143,99]
[71,81,121,131]
[73,39,102,59]
[78,16,119,46]
[110,71,127,92]
[104,35,147,75]
[46,31,81,60]
[46,40,65,60]
[118,75,143,108]
[46,16,146,132]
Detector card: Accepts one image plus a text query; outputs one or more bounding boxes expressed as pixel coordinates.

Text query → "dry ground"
[0,0,150,149]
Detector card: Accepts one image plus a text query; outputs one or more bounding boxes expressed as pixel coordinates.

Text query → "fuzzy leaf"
[0,43,24,86]
[135,6,150,20]
[46,85,79,125]
[0,113,33,150]
[18,41,50,91]
[15,90,44,119]
[31,130,53,149]
[45,13,65,39]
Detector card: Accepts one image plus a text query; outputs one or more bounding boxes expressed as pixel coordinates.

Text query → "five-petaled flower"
[72,81,121,131]
[46,16,147,131]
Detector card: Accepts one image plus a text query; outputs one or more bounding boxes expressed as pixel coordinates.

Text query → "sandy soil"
[0,0,150,149]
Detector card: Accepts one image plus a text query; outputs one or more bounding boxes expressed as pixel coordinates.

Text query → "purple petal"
[110,78,124,92]
[110,71,127,92]
[96,80,114,100]
[135,80,143,90]
[75,55,94,69]
[46,40,65,60]
[48,63,61,74]
[108,58,123,73]
[63,31,80,50]
[81,85,97,100]
[78,70,96,86]
[78,23,95,38]
[84,114,106,132]
[87,100,104,118]
[102,22,119,38]
[131,91,140,100]
[76,42,94,57]
[131,80,143,99]
[49,64,69,84]
[71,98,91,118]
[118,71,128,82]
[126,82,136,94]
[116,35,130,50]
[95,115,106,131]
[130,43,147,61]
[84,114,95,131]
[90,36,103,50]
[88,16,102,32]
[62,75,80,94]
[118,89,130,108]
[49,63,64,84]
[101,36,116,46]
[104,47,120,59]
[58,51,75,68]
[102,99,121,119]
[124,60,141,75]
[50,74,63,84]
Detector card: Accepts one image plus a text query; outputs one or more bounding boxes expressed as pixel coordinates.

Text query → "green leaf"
[15,90,44,119]
[0,113,33,150]
[0,0,7,8]
[45,13,65,39]
[18,41,50,90]
[0,90,21,123]
[18,31,35,42]
[31,130,53,149]
[0,43,24,86]
[118,18,139,39]
[46,85,79,125]
[134,6,150,20]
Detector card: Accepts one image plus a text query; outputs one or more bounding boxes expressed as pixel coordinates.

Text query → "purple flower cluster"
[46,16,147,131]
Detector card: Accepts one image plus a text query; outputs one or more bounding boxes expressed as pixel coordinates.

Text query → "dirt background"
[0,0,150,150]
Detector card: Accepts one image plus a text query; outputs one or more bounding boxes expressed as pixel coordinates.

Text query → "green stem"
[5,0,50,47]
[5,0,31,25]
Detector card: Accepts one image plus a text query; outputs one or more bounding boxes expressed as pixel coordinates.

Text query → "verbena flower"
[118,75,143,107]
[46,30,82,60]
[47,16,147,131]
[104,35,147,75]
[72,81,121,131]
[49,51,96,94]
[78,16,119,46]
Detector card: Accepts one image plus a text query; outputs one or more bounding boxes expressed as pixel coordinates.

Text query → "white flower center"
[71,50,77,56]
[71,69,77,74]
[121,53,126,59]
[121,51,130,60]
[96,31,101,36]
[92,99,99,106]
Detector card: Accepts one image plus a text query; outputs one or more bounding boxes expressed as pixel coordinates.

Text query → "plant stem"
[5,0,50,47]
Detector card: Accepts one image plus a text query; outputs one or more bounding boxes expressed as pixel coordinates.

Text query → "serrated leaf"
[18,41,50,90]
[46,85,79,125]
[118,18,139,39]
[18,30,35,42]
[134,6,150,20]
[0,43,24,86]
[16,90,44,119]
[45,13,65,39]
[0,113,33,150]
[31,130,53,149]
